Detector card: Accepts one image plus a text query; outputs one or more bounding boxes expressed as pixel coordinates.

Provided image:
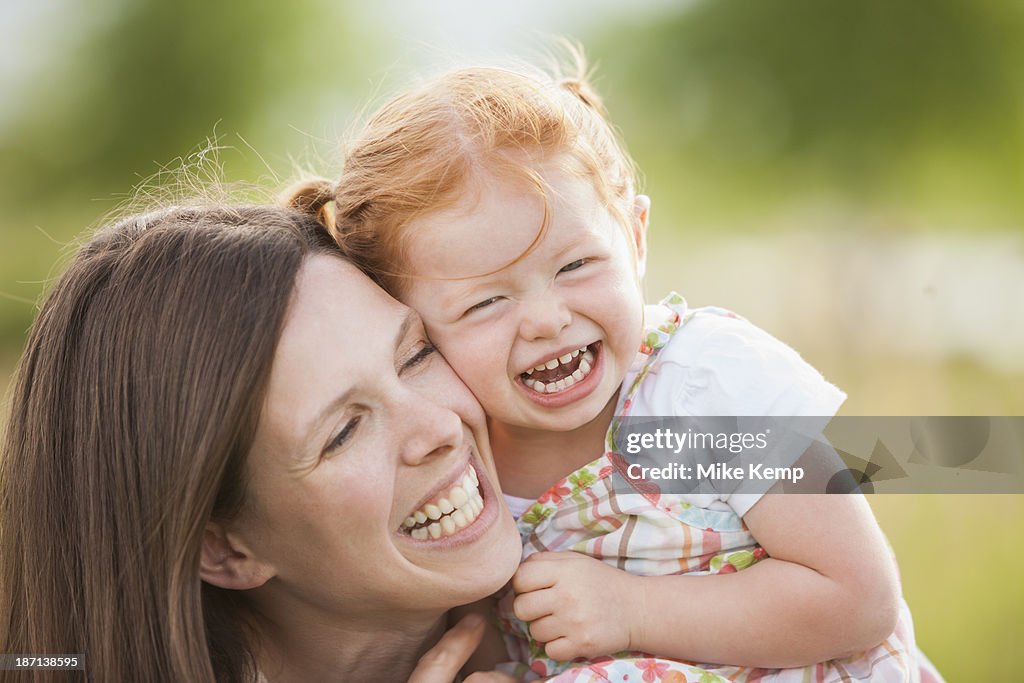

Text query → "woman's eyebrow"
[304,309,417,439]
[393,308,417,353]
[306,386,356,444]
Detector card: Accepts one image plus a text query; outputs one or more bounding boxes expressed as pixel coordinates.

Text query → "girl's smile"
[401,154,648,437]
[516,341,603,409]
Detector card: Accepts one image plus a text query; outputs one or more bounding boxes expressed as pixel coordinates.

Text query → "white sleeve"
[633,310,846,517]
[660,311,845,419]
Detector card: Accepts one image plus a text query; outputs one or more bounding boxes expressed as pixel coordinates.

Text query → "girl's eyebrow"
[436,232,593,310]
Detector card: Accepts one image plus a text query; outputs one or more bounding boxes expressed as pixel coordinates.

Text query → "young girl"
[288,54,937,682]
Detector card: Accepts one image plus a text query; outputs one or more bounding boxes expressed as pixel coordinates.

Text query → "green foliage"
[591,0,1024,229]
[0,0,371,204]
[0,0,385,350]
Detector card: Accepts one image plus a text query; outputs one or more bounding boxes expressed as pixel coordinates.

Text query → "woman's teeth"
[402,465,483,541]
[521,346,594,394]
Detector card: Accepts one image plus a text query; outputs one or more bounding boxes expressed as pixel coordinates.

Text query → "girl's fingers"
[511,558,560,594]
[512,586,556,622]
[525,613,564,645]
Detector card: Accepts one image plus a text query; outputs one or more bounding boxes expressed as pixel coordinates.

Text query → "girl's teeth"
[522,345,595,395]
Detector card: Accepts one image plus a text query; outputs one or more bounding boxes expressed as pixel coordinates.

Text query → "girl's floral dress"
[496,294,926,683]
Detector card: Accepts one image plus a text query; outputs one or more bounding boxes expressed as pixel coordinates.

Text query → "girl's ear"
[200,521,275,591]
[632,195,651,278]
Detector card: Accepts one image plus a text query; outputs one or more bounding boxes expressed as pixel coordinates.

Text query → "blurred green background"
[1,1,1021,679]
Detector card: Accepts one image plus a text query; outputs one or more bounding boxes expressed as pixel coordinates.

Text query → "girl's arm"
[512,491,901,667]
[633,491,901,667]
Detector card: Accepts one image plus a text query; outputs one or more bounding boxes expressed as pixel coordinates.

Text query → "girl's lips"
[517,341,603,409]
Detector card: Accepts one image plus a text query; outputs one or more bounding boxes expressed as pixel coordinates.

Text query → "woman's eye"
[403,343,436,371]
[326,416,361,454]
[466,296,502,314]
[559,259,586,273]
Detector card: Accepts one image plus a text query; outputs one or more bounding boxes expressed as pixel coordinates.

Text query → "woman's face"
[230,256,520,621]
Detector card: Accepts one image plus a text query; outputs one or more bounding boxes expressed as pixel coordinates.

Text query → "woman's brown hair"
[0,205,339,682]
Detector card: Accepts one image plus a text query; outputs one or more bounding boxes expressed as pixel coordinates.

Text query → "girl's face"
[401,157,648,435]
[226,256,520,621]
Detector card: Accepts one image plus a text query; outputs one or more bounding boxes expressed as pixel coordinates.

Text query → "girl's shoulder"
[632,293,846,417]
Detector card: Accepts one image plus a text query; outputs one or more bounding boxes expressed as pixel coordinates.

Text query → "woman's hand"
[408,614,517,683]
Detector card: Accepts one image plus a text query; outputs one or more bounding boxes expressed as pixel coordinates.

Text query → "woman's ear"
[632,194,650,278]
[200,521,275,591]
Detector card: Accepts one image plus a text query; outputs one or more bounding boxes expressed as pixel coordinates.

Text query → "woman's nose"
[517,296,571,341]
[396,390,465,467]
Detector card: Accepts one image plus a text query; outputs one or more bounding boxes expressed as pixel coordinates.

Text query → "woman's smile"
[398,455,501,546]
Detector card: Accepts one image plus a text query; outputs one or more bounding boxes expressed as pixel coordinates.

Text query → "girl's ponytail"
[281,178,336,233]
[554,39,607,115]
[559,77,607,116]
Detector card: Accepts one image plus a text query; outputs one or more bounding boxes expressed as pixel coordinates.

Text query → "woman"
[0,204,522,682]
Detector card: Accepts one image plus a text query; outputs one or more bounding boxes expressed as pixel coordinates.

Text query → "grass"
[870,495,1024,681]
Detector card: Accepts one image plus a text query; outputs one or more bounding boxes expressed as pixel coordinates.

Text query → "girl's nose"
[517,296,571,341]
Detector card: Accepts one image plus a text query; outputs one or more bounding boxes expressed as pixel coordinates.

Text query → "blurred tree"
[0,0,384,347]
[0,0,376,206]
[591,0,1024,230]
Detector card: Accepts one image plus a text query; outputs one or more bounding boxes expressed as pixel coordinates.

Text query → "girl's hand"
[511,551,637,661]
[408,614,516,683]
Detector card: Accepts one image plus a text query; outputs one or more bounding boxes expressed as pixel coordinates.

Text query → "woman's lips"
[401,462,485,541]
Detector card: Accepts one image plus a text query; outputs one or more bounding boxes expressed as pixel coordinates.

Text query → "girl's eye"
[559,259,586,273]
[466,296,502,314]
[326,415,362,454]
[403,343,436,371]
